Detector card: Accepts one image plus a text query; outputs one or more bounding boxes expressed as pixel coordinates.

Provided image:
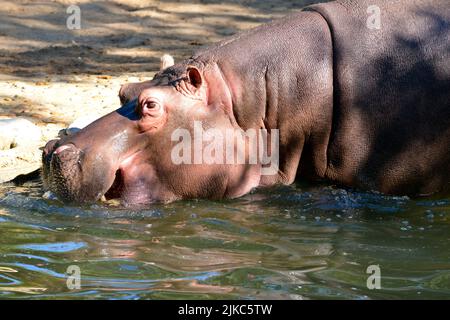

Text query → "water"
[0,179,449,299]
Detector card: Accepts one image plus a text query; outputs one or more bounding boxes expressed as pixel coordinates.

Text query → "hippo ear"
[160,54,174,71]
[187,67,203,89]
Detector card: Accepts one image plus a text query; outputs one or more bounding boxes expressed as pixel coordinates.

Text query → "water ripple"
[0,180,449,299]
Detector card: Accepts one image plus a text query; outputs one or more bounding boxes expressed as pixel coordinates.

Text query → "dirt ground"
[0,0,324,181]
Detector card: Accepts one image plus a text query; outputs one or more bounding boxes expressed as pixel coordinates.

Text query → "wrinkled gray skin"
[42,0,450,205]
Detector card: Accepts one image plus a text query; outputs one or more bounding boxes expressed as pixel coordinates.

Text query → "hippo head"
[42,62,267,205]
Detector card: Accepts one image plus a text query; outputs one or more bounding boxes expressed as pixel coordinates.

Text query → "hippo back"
[305,0,450,195]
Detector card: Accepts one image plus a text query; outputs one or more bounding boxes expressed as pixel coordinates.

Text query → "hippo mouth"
[103,150,146,201]
[104,169,125,200]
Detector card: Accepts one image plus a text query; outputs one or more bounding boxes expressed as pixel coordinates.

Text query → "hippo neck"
[192,10,334,185]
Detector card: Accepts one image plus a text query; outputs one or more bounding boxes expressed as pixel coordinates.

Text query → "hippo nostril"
[43,139,59,157]
[51,143,80,163]
[54,144,74,155]
[53,143,81,155]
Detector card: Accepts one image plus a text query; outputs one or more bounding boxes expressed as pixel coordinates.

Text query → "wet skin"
[42,0,450,205]
[43,67,262,204]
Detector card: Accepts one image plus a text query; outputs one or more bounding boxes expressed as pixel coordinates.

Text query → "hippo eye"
[137,90,165,118]
[139,98,163,118]
[141,100,158,110]
[146,102,158,109]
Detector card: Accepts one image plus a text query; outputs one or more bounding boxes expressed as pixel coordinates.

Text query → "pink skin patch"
[53,144,72,154]
[105,151,161,205]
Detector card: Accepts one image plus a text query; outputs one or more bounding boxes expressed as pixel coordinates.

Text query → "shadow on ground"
[0,0,328,76]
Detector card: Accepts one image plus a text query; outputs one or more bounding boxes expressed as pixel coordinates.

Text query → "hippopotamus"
[42,0,450,205]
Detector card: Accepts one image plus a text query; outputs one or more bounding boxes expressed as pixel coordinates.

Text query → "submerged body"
[42,0,450,204]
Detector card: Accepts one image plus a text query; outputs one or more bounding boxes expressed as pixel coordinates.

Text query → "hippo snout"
[42,132,125,203]
[42,141,86,202]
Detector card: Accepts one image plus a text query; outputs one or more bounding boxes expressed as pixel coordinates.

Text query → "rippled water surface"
[0,180,449,299]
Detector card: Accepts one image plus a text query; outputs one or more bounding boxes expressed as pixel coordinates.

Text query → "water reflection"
[0,180,449,299]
